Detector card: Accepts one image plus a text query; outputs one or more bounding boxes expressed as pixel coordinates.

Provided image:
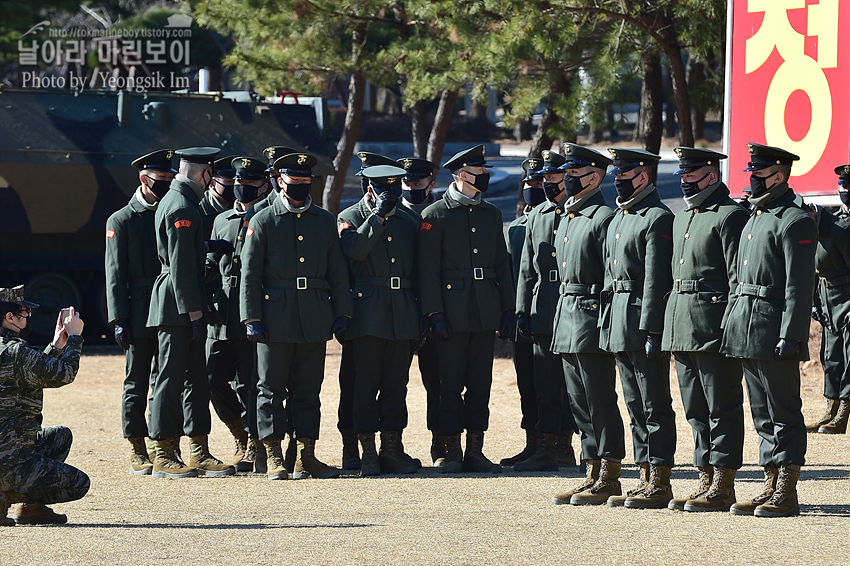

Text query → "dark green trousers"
[414,337,441,432]
[562,352,624,461]
[532,336,576,435]
[819,326,850,400]
[257,341,326,441]
[207,337,258,437]
[742,358,807,467]
[352,336,411,433]
[150,326,211,439]
[615,350,676,467]
[512,341,537,431]
[122,336,157,438]
[436,330,495,435]
[337,340,355,432]
[673,351,744,469]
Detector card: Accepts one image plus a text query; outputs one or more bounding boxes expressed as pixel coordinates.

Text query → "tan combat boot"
[12,503,67,525]
[358,432,381,476]
[807,398,839,432]
[668,466,712,511]
[1,492,14,527]
[379,431,417,474]
[462,430,502,473]
[556,431,576,467]
[396,431,422,469]
[441,434,463,473]
[152,438,198,479]
[730,465,779,515]
[685,466,736,512]
[552,460,600,504]
[188,435,236,477]
[341,430,361,470]
[499,429,537,466]
[514,432,558,472]
[128,437,153,475]
[754,467,800,517]
[625,464,674,508]
[293,438,340,479]
[262,438,288,480]
[431,432,447,467]
[572,459,622,505]
[225,420,251,471]
[818,399,850,434]
[607,462,649,507]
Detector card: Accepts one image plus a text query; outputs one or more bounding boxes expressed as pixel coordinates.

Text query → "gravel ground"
[2,322,849,565]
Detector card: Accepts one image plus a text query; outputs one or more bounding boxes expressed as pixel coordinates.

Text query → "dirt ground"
[1,322,849,565]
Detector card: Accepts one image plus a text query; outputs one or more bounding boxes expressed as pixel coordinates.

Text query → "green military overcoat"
[507,213,532,343]
[814,209,850,332]
[199,191,229,240]
[206,208,251,340]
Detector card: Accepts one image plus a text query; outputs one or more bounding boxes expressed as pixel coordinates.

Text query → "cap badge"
[297,154,308,165]
[675,148,683,158]
[528,159,537,168]
[358,153,367,162]
[403,159,413,169]
[267,148,276,158]
[242,158,251,168]
[387,177,397,184]
[165,150,174,159]
[542,150,550,160]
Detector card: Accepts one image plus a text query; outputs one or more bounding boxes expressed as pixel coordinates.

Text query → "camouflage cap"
[0,285,39,309]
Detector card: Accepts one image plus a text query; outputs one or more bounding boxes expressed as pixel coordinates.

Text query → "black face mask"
[839,189,850,207]
[145,175,171,200]
[464,171,490,193]
[543,180,563,200]
[403,189,429,204]
[234,181,266,204]
[284,181,311,202]
[10,316,32,339]
[563,172,593,199]
[749,171,778,198]
[360,178,370,195]
[212,179,235,205]
[614,174,642,201]
[680,172,712,198]
[523,186,546,207]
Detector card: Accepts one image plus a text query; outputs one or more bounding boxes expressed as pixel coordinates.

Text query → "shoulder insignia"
[106,229,115,238]
[174,219,192,229]
[246,228,255,237]
[420,221,433,231]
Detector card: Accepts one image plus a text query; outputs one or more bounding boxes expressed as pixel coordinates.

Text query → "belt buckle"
[296,277,308,290]
[675,279,682,294]
[229,275,239,288]
[560,282,567,296]
[549,270,558,283]
[736,282,743,296]
[473,267,484,280]
[612,279,619,293]
[390,277,401,290]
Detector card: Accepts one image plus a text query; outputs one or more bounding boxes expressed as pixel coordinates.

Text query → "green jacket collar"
[129,189,156,214]
[171,177,202,205]
[444,186,492,211]
[685,182,730,212]
[273,193,318,216]
[620,185,661,216]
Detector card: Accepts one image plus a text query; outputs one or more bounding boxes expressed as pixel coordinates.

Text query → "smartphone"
[60,308,72,324]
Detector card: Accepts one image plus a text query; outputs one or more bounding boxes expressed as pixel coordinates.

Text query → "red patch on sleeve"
[420,221,433,231]
[106,229,115,239]
[338,221,351,234]
[174,219,192,229]
[799,240,812,244]
[246,228,255,237]
[661,234,672,240]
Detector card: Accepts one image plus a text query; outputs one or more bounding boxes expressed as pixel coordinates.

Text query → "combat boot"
[262,438,288,480]
[462,430,502,473]
[625,464,673,508]
[284,434,297,472]
[12,503,67,525]
[379,431,417,474]
[552,460,600,504]
[341,429,361,470]
[685,466,736,512]
[754,467,800,517]
[152,438,198,479]
[556,431,576,467]
[225,420,251,471]
[514,432,558,472]
[668,466,712,511]
[128,437,153,475]
[431,432,447,467]
[293,438,340,479]
[396,431,421,469]
[441,434,463,474]
[819,399,850,434]
[807,397,838,432]
[188,435,236,477]
[250,438,267,473]
[499,429,537,466]
[1,492,14,527]
[571,459,622,505]
[358,432,381,476]
[607,462,649,507]
[730,465,778,516]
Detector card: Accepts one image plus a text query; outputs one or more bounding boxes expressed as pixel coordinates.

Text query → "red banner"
[725,0,850,198]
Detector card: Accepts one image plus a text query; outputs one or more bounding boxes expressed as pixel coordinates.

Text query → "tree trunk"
[529,98,555,157]
[322,71,366,215]
[687,59,706,141]
[664,68,677,140]
[427,89,459,166]
[659,31,694,147]
[410,99,428,158]
[636,48,663,154]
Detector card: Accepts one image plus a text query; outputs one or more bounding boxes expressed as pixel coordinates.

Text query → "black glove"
[812,306,825,326]
[191,318,207,343]
[114,319,132,351]
[499,310,514,341]
[429,312,451,340]
[245,321,269,343]
[645,333,663,360]
[516,313,532,340]
[372,190,399,218]
[411,336,427,354]
[331,316,350,344]
[206,239,235,254]
[775,338,800,360]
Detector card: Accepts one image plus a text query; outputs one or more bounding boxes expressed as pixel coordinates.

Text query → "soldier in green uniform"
[807,164,850,434]
[206,157,270,473]
[514,149,578,471]
[502,157,546,468]
[598,148,676,509]
[338,165,421,475]
[662,148,748,512]
[723,143,817,518]
[147,146,235,479]
[0,287,88,525]
[546,144,624,506]
[105,149,175,475]
[241,152,353,480]
[418,144,515,473]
